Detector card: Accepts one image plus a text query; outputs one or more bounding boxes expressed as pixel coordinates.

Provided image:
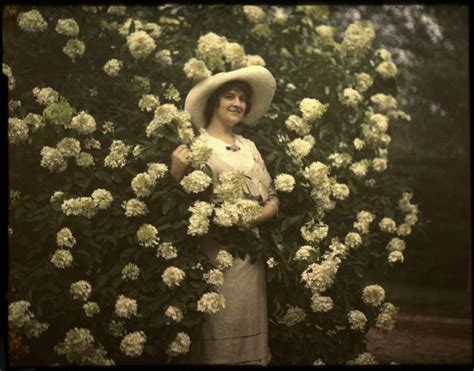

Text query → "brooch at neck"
[225,144,241,152]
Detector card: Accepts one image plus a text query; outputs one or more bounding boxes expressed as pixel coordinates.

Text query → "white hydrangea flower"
[362,285,385,307]
[213,171,246,202]
[131,173,156,198]
[61,197,97,218]
[55,18,80,37]
[354,210,375,234]
[348,310,367,331]
[203,269,224,287]
[190,139,213,168]
[63,39,86,62]
[127,30,156,59]
[70,280,92,301]
[107,5,126,16]
[301,259,339,293]
[8,117,29,145]
[91,189,113,210]
[197,292,225,314]
[69,111,96,135]
[287,136,314,160]
[180,170,212,193]
[196,32,227,71]
[103,59,123,77]
[375,311,396,331]
[340,88,363,107]
[370,93,398,112]
[313,359,325,366]
[274,174,296,192]
[224,42,246,69]
[299,98,328,122]
[216,250,233,270]
[310,294,334,312]
[162,266,185,288]
[115,295,138,318]
[183,58,211,81]
[32,87,59,106]
[137,224,160,248]
[120,331,146,358]
[244,54,266,66]
[243,5,265,23]
[353,138,365,151]
[386,237,406,252]
[355,72,373,92]
[166,332,191,357]
[397,223,412,237]
[301,221,328,243]
[56,228,76,248]
[346,352,378,365]
[75,152,94,167]
[40,147,67,173]
[84,138,101,150]
[157,242,178,260]
[3,63,16,90]
[143,22,162,38]
[332,183,350,200]
[280,306,306,327]
[17,9,48,32]
[56,137,81,158]
[295,245,315,261]
[51,249,73,268]
[328,152,353,168]
[138,94,160,112]
[379,217,397,233]
[404,213,418,226]
[188,201,213,236]
[376,61,398,79]
[372,157,388,172]
[83,302,100,317]
[350,160,369,177]
[388,250,404,264]
[118,18,144,36]
[266,257,278,268]
[155,49,173,66]
[8,301,32,331]
[341,21,375,61]
[344,232,362,249]
[121,263,140,281]
[165,306,183,323]
[122,199,148,217]
[316,25,335,42]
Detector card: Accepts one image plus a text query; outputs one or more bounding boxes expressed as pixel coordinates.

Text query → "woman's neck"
[206,121,235,143]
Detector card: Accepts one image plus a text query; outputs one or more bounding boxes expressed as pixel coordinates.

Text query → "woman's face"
[212,87,247,128]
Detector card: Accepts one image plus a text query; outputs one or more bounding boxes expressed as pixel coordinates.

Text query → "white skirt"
[187,239,271,365]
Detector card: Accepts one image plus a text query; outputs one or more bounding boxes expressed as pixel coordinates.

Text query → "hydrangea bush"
[5,5,420,365]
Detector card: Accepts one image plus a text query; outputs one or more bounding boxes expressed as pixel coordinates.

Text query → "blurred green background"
[332,5,470,316]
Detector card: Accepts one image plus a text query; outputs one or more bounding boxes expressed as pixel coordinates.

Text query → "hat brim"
[184,66,276,128]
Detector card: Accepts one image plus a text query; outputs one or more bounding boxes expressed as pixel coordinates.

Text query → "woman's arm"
[170,144,191,183]
[251,201,278,228]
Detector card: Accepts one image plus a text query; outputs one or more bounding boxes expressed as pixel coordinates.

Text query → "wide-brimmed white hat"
[184,66,276,128]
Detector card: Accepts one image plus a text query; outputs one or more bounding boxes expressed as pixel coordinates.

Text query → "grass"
[381,281,472,318]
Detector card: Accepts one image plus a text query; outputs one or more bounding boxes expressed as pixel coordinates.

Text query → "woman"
[170,66,279,365]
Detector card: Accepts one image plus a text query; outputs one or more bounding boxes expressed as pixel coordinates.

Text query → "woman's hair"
[203,80,253,127]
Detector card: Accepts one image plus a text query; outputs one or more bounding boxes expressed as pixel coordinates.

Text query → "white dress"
[187,129,279,365]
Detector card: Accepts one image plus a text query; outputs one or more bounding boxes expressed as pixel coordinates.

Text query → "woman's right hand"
[170,144,191,183]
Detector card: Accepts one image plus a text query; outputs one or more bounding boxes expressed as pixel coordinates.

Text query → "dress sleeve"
[249,139,279,214]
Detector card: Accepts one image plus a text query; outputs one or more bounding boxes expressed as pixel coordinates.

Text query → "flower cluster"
[216,250,233,270]
[181,170,212,194]
[121,263,140,281]
[274,173,295,192]
[127,30,156,59]
[33,87,59,106]
[346,352,378,365]
[213,199,262,228]
[122,198,148,217]
[138,94,160,112]
[213,171,246,202]
[310,294,334,312]
[136,224,160,248]
[340,88,363,107]
[348,310,367,331]
[131,163,167,198]
[341,21,376,62]
[287,135,315,160]
[50,249,73,268]
[162,266,185,288]
[63,39,86,62]
[3,63,16,90]
[355,72,373,92]
[103,59,123,77]
[294,245,315,261]
[70,280,92,301]
[83,302,100,317]
[188,201,213,236]
[115,295,138,318]
[203,269,224,287]
[301,220,328,243]
[190,138,213,168]
[8,300,49,338]
[166,332,191,357]
[104,140,131,168]
[56,228,76,248]
[56,18,80,37]
[353,210,375,234]
[243,6,265,23]
[157,242,178,260]
[301,258,339,293]
[54,327,114,365]
[362,285,385,307]
[17,9,48,33]
[375,302,398,331]
[279,306,306,327]
[8,118,29,145]
[379,217,397,233]
[120,331,146,358]
[165,306,184,323]
[197,292,225,314]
